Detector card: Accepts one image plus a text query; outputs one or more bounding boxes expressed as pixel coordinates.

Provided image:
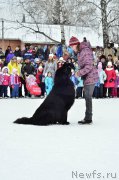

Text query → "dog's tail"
[13,117,33,125]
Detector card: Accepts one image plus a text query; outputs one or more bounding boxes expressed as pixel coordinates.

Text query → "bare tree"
[84,0,119,47]
[15,0,96,44]
[2,0,119,47]
[108,0,119,44]
[16,0,61,43]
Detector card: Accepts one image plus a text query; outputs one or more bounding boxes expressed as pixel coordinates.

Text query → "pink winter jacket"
[2,73,10,86]
[77,41,98,85]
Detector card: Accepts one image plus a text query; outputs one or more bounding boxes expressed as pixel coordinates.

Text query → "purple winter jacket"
[115,76,119,88]
[6,53,14,64]
[77,41,98,85]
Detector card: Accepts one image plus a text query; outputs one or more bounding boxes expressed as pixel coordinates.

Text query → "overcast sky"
[0,0,21,21]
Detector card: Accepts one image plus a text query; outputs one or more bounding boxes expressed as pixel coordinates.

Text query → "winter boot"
[78,119,92,125]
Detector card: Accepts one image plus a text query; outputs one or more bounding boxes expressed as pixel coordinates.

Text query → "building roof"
[0,21,103,47]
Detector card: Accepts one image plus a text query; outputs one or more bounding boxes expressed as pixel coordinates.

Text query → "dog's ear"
[62,62,68,69]
[62,62,75,69]
[63,64,72,76]
[68,63,75,70]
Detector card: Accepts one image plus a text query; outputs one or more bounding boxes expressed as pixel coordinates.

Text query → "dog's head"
[54,62,75,85]
[61,62,75,76]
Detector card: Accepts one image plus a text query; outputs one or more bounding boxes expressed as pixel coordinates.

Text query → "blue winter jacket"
[70,75,79,86]
[77,77,84,87]
[56,44,63,58]
[45,77,54,95]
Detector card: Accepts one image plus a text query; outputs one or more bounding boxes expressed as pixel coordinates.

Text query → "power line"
[0,18,91,28]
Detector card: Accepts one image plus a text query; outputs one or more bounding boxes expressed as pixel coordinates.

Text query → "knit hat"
[35,58,40,63]
[69,36,80,46]
[49,53,54,58]
[59,57,63,61]
[2,66,8,73]
[38,66,43,71]
[12,56,17,60]
[107,61,112,67]
[17,57,22,61]
[59,57,65,62]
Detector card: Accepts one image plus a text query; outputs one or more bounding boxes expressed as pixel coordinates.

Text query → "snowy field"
[0,98,119,180]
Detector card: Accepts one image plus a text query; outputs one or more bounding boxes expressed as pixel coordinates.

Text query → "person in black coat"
[44,45,50,60]
[0,48,5,61]
[14,47,22,57]
[5,46,11,58]
[21,58,35,97]
[36,46,45,59]
[100,55,107,70]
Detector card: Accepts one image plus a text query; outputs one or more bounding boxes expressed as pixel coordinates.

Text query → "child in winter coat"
[36,66,43,85]
[75,76,84,98]
[104,61,116,97]
[45,71,54,95]
[36,66,45,98]
[0,67,4,98]
[21,58,35,97]
[70,69,78,86]
[34,58,41,72]
[93,80,100,99]
[113,70,119,97]
[70,69,79,98]
[70,69,79,99]
[74,62,79,72]
[2,67,10,98]
[96,62,107,98]
[10,68,21,98]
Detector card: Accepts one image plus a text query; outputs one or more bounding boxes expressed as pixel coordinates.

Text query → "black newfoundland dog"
[14,63,75,126]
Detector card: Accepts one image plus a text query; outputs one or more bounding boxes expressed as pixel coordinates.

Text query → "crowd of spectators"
[0,40,119,99]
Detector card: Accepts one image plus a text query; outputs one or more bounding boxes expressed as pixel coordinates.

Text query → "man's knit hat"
[69,36,80,46]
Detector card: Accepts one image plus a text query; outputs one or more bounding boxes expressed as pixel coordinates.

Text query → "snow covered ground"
[0,98,119,180]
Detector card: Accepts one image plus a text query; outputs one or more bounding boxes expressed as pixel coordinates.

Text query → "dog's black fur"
[14,63,75,126]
